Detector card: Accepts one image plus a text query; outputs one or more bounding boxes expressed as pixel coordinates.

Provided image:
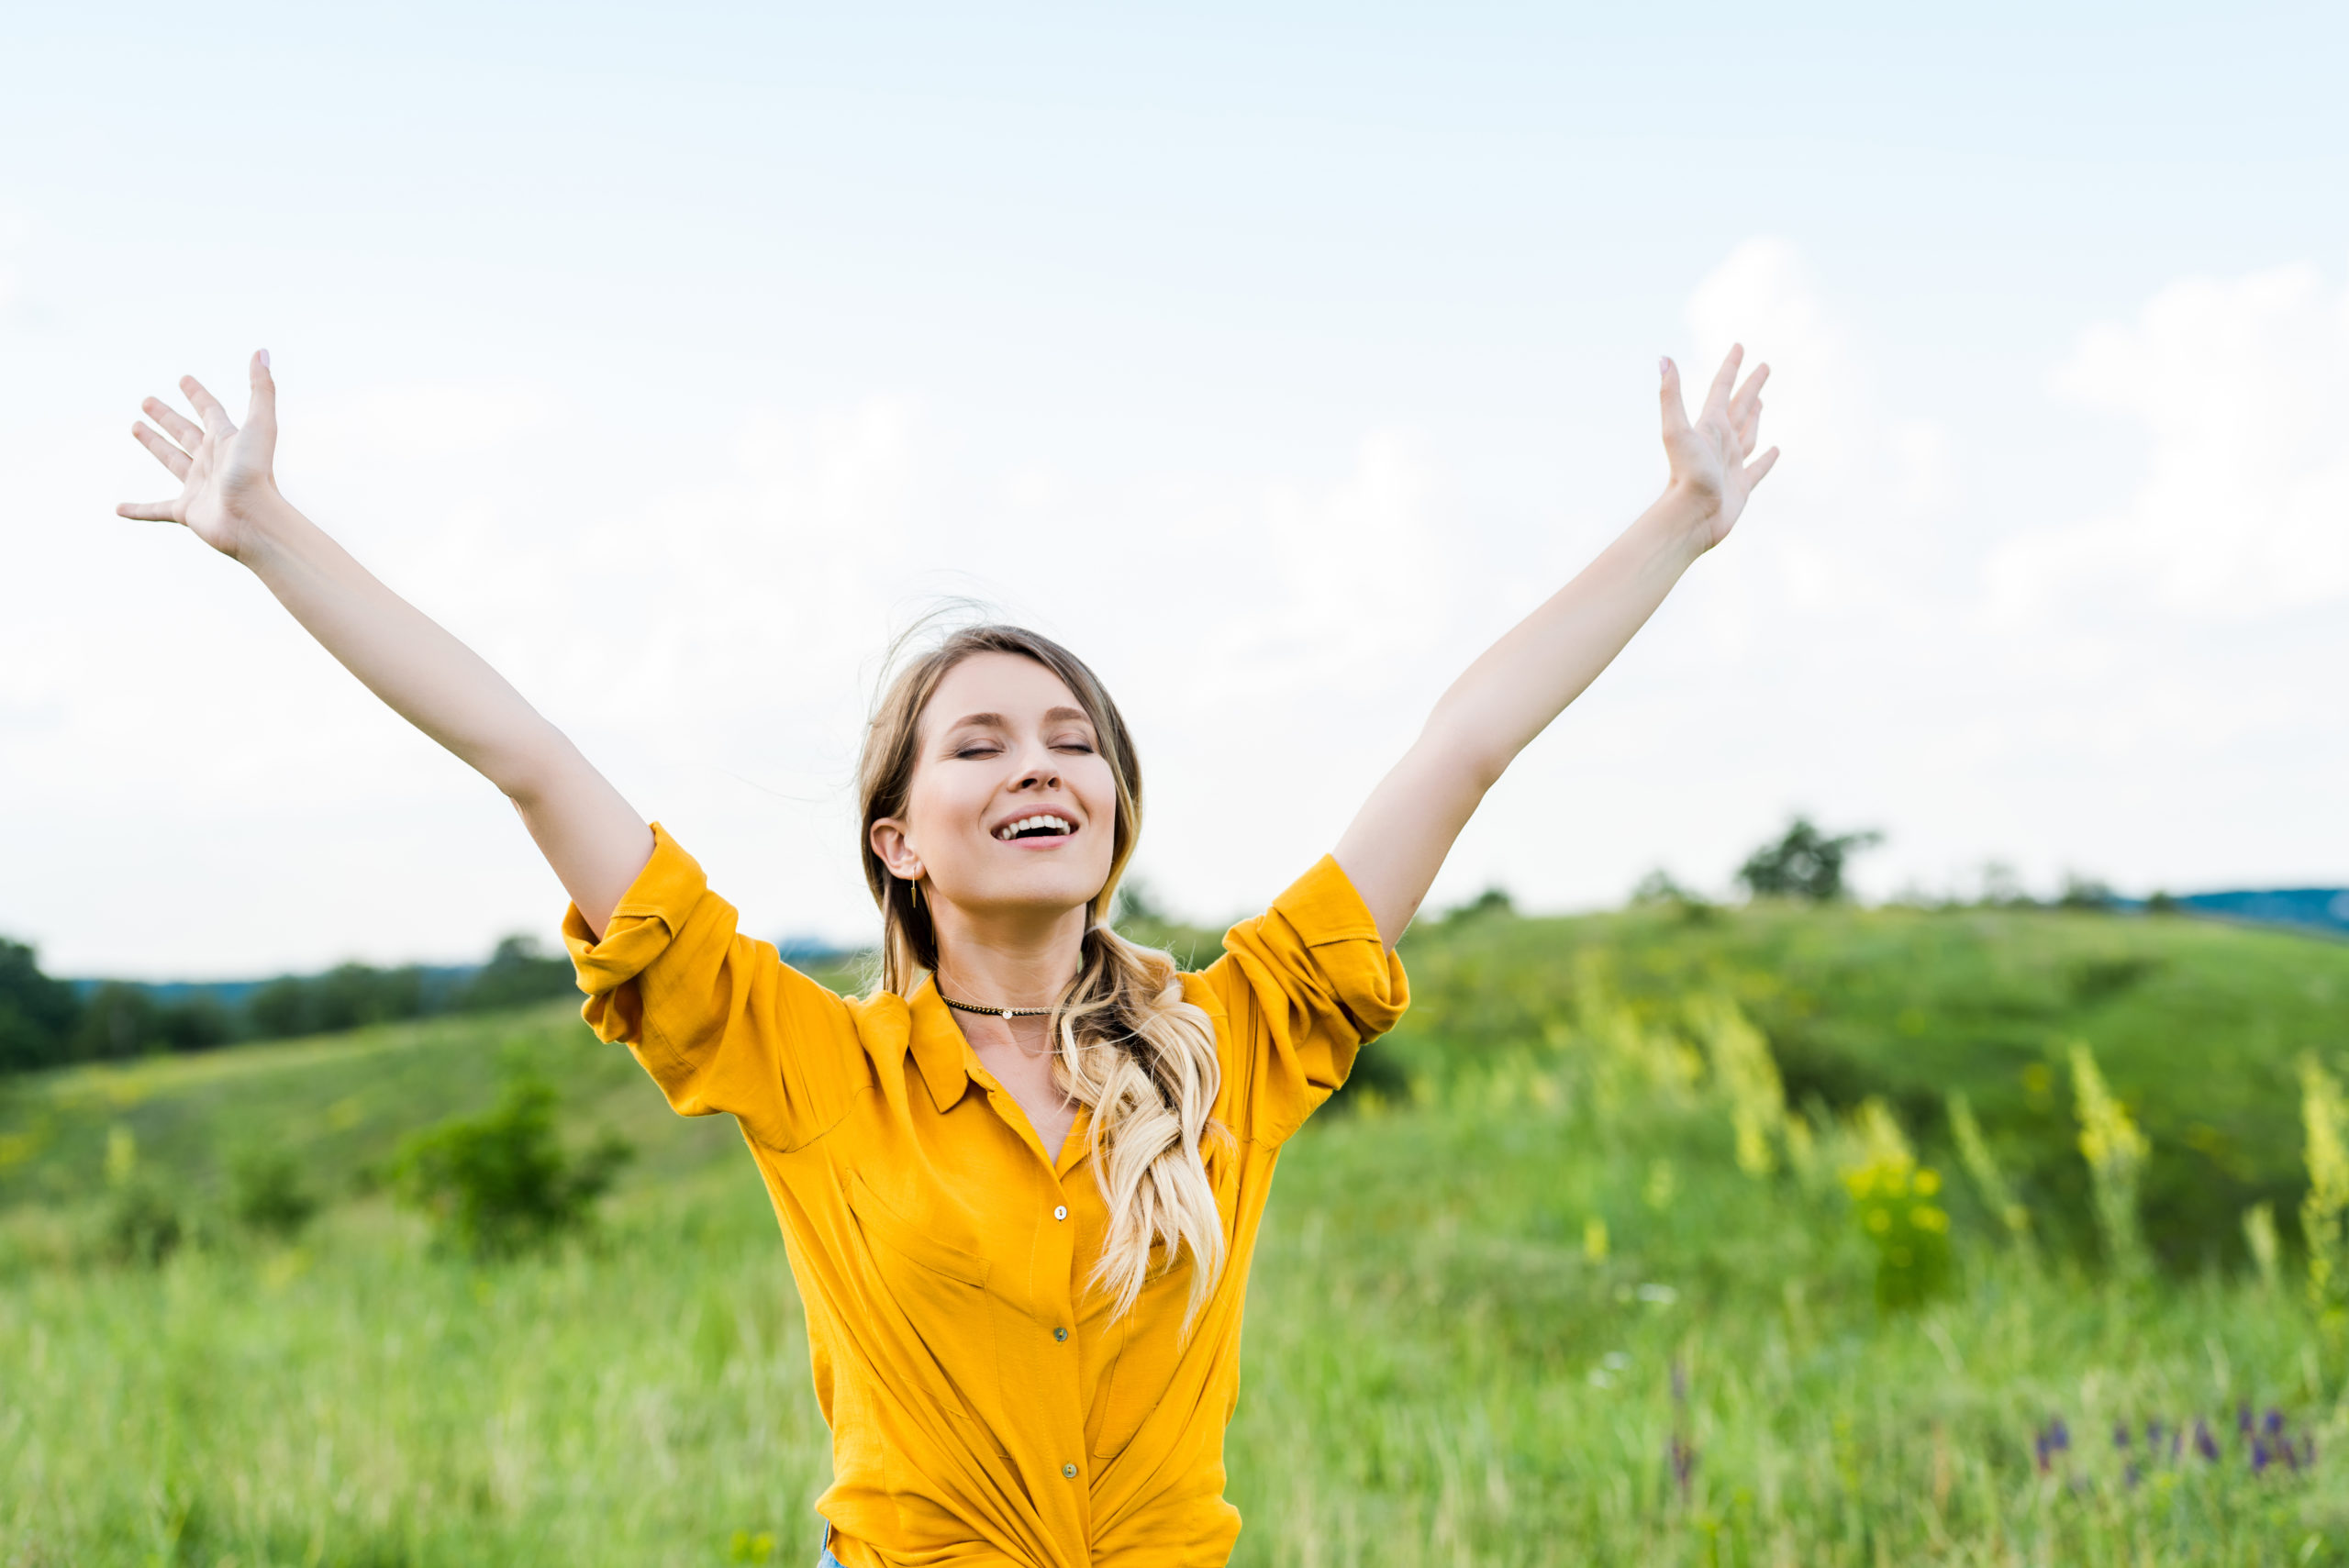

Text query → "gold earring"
[908,876,922,911]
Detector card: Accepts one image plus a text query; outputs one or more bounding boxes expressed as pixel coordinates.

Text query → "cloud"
[1991,261,2349,618]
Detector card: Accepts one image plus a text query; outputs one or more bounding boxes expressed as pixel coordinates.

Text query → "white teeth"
[996,814,1074,840]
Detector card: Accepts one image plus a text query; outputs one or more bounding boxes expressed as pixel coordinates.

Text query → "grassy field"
[5,905,2349,1564]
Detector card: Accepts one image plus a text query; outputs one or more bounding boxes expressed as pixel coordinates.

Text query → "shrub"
[105,1182,184,1265]
[100,1126,184,1265]
[230,1144,318,1240]
[392,1074,633,1258]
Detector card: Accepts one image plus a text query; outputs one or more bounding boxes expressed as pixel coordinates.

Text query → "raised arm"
[117,352,654,936]
[1332,346,1777,947]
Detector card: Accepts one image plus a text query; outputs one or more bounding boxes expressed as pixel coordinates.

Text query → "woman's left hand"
[1660,345,1777,552]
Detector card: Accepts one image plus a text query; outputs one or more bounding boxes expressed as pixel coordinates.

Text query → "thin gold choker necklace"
[938,993,1058,1020]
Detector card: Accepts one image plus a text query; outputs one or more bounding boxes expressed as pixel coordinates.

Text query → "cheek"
[1075,762,1121,851]
[903,769,986,852]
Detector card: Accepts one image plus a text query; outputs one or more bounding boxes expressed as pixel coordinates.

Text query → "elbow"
[1411,721,1511,799]
[486,734,573,809]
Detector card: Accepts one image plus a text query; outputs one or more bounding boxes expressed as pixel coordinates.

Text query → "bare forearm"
[238,495,652,929]
[1335,491,1708,944]
[1424,489,1708,786]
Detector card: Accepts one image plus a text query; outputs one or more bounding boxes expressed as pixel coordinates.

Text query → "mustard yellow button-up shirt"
[564,826,1408,1568]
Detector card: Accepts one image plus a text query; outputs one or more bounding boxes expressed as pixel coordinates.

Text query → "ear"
[869,817,923,882]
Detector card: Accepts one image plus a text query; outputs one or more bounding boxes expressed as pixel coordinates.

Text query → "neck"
[929,898,1089,1009]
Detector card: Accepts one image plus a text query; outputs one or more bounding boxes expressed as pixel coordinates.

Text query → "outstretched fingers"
[1742,446,1781,490]
[245,349,275,431]
[1701,344,1744,417]
[117,498,182,522]
[142,396,204,450]
[180,374,237,439]
[1659,357,1692,442]
[1728,363,1769,454]
[131,419,193,479]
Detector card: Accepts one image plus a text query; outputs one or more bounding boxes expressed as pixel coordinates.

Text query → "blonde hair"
[856,623,1226,1321]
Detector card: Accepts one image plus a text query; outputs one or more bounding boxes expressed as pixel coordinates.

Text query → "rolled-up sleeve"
[1202,854,1409,1146]
[562,823,861,1152]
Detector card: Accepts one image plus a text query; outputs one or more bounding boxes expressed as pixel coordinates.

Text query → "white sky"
[5,3,2346,977]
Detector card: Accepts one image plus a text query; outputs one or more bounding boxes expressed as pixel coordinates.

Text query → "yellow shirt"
[563,826,1407,1568]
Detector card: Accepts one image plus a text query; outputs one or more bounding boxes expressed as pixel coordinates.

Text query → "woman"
[117,347,1773,1566]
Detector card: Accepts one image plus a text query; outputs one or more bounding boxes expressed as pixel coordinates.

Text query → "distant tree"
[73,983,161,1062]
[1631,869,1689,906]
[1444,887,1515,923]
[1737,817,1884,904]
[2147,890,2181,916]
[455,936,577,1013]
[310,962,424,1033]
[249,962,428,1040]
[2058,873,2118,912]
[155,995,235,1052]
[245,975,308,1039]
[0,937,82,1073]
[1977,862,2031,908]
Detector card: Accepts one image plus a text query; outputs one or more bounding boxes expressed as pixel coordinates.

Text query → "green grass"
[1386,901,2349,1267]
[5,909,2349,1564]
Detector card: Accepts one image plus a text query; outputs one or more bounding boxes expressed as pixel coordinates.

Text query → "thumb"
[246,348,276,432]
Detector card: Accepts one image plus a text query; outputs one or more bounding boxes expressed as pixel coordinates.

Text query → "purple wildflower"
[2033,1431,2051,1474]
[2049,1417,2070,1451]
[2252,1440,2271,1474]
[2264,1407,2285,1440]
[2195,1420,2221,1462]
[2112,1421,2130,1450]
[1668,1433,1697,1499]
[2237,1402,2253,1438]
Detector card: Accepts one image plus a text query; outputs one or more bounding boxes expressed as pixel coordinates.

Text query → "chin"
[959,863,1110,918]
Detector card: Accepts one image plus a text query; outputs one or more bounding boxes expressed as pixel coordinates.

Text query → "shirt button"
[1053,1205,1068,1221]
[1063,1462,1078,1479]
[1053,1327,1069,1342]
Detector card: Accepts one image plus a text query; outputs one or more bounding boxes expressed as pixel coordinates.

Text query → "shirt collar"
[907,977,978,1115]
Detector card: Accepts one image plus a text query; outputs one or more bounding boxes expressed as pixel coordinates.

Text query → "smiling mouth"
[996,814,1077,841]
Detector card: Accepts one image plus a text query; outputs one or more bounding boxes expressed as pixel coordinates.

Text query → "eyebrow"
[941,706,1095,732]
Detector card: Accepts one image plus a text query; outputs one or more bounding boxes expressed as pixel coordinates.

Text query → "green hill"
[6,912,2349,1563]
[1385,899,2349,1269]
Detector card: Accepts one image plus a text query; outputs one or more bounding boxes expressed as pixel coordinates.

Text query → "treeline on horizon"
[0,936,582,1074]
[1,817,2327,1079]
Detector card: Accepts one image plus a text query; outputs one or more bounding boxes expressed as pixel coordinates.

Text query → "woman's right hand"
[118,350,283,561]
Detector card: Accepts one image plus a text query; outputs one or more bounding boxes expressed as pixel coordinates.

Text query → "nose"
[1013,743,1062,794]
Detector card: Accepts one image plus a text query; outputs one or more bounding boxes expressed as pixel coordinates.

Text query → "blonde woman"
[117,347,1774,1566]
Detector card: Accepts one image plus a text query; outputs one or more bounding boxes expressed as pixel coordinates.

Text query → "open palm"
[1661,344,1777,551]
[117,351,280,559]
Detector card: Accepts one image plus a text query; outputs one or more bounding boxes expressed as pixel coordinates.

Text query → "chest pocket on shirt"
[847,1173,1008,1457]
